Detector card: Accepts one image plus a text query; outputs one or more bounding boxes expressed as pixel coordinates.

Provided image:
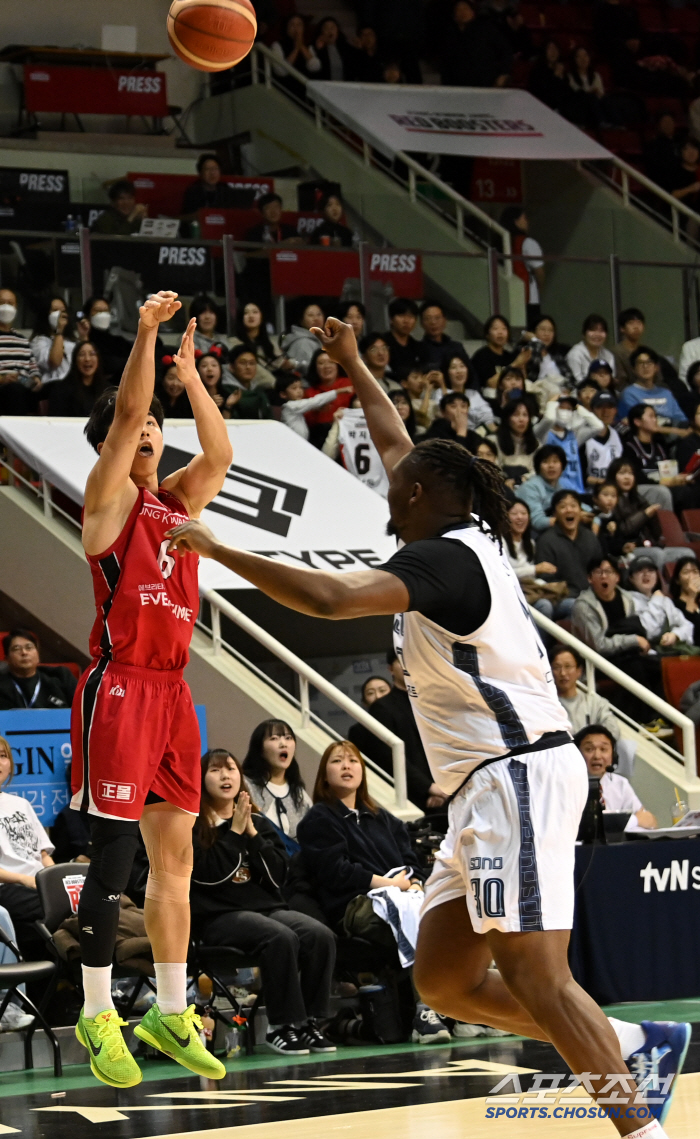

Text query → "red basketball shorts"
[70,658,202,821]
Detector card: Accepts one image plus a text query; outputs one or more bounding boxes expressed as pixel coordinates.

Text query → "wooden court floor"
[1,1026,699,1139]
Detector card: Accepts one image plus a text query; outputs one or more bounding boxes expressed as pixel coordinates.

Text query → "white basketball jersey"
[584,429,622,481]
[393,525,571,794]
[338,409,389,497]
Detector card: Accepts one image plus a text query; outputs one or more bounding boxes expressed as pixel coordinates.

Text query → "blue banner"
[0,706,208,826]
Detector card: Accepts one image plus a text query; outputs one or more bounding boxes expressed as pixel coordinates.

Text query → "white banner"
[0,417,394,591]
[308,82,611,162]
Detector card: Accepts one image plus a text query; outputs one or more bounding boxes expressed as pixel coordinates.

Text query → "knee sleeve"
[79,819,140,967]
[142,821,193,906]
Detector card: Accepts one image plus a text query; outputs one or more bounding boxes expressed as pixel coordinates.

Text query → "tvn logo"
[109,685,126,698]
[640,859,700,892]
[97,780,136,803]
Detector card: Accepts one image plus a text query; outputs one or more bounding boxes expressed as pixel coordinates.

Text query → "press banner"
[307,82,611,161]
[24,66,168,117]
[0,419,395,592]
[0,707,208,825]
[270,248,423,298]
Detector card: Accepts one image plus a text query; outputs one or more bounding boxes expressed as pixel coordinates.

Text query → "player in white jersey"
[167,319,688,1139]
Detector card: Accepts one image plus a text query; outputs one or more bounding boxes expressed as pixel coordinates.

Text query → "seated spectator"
[623,404,699,511]
[675,400,700,474]
[593,0,641,63]
[491,366,539,421]
[352,25,383,83]
[359,675,391,707]
[304,349,354,447]
[309,193,354,248]
[230,302,289,387]
[0,288,40,414]
[500,207,544,329]
[606,457,687,567]
[516,443,567,533]
[282,303,326,377]
[581,391,623,487]
[277,372,351,441]
[191,749,336,1056]
[566,314,616,385]
[528,40,572,114]
[572,555,667,726]
[526,314,574,391]
[384,299,424,374]
[48,341,109,417]
[181,154,241,218]
[338,301,366,341]
[155,357,193,418]
[396,366,435,433]
[75,295,131,381]
[439,0,512,89]
[534,395,600,493]
[644,114,681,193]
[476,437,499,463]
[587,359,616,395]
[566,47,606,130]
[627,554,694,649]
[678,362,700,421]
[505,497,563,618]
[576,375,601,412]
[0,629,77,711]
[348,649,445,813]
[190,295,229,359]
[490,399,539,486]
[197,348,227,412]
[0,735,54,957]
[31,297,75,386]
[575,725,656,831]
[616,348,688,428]
[534,490,602,607]
[550,645,620,738]
[443,352,497,431]
[243,721,312,843]
[358,333,401,394]
[271,15,321,79]
[419,301,464,371]
[91,179,147,235]
[668,138,700,218]
[387,389,419,442]
[313,17,355,81]
[612,307,645,387]
[471,314,531,395]
[244,192,297,245]
[424,391,483,453]
[224,346,272,419]
[679,332,700,386]
[670,556,700,645]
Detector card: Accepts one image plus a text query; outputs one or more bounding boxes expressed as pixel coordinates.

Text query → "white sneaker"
[452,1022,485,1038]
[1,1003,34,1031]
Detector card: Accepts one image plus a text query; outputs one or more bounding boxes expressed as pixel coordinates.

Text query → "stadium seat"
[661,656,700,769]
[0,634,7,662]
[667,9,700,34]
[657,510,700,559]
[682,510,700,535]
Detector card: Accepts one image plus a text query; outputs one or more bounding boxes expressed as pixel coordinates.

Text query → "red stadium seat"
[0,633,7,662]
[667,8,700,34]
[661,656,700,769]
[48,662,82,680]
[658,510,700,559]
[683,510,700,535]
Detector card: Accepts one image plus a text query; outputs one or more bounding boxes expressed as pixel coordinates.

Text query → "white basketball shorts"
[421,741,588,934]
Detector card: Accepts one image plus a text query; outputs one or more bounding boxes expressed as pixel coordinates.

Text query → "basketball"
[167,0,257,72]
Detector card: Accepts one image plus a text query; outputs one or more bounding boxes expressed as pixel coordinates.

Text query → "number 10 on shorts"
[471,876,506,919]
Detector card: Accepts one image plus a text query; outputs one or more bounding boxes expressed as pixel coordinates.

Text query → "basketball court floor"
[3,1001,700,1139]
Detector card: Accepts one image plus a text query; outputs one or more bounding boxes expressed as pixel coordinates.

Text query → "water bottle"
[190,219,201,238]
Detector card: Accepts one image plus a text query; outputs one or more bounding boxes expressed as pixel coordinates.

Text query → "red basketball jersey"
[86,487,199,670]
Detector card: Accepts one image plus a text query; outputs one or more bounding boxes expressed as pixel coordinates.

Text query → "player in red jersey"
[70,291,233,1087]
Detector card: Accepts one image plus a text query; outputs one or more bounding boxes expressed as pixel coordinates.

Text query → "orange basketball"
[167,0,257,72]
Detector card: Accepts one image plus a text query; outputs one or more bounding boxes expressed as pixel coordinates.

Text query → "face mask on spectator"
[48,309,62,330]
[556,409,573,429]
[90,312,112,331]
[0,304,17,325]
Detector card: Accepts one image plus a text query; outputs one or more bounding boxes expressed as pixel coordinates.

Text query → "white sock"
[154,962,187,1016]
[608,1016,646,1060]
[82,965,114,1020]
[627,1121,668,1139]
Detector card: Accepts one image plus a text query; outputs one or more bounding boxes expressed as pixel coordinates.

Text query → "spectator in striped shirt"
[0,289,40,415]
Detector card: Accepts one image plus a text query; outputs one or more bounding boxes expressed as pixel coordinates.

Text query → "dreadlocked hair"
[408,439,510,548]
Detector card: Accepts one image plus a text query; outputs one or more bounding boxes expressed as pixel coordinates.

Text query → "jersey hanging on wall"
[337,409,389,498]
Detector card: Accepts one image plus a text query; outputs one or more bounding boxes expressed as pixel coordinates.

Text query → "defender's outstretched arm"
[311,317,414,477]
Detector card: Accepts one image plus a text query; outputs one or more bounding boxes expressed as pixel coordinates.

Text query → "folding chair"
[0,926,61,1077]
[189,943,263,1055]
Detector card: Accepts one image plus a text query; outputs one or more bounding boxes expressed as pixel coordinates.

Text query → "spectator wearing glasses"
[550,646,619,739]
[0,630,77,711]
[572,556,667,728]
[616,348,688,429]
[566,314,616,386]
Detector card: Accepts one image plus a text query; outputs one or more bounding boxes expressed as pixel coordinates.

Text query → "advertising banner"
[308,82,611,161]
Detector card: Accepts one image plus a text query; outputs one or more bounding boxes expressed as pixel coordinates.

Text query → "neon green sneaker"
[134,1003,226,1078]
[76,1008,142,1088]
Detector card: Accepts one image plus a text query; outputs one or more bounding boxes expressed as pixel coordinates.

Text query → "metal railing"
[249,42,700,262]
[0,446,408,810]
[250,43,512,272]
[531,607,700,783]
